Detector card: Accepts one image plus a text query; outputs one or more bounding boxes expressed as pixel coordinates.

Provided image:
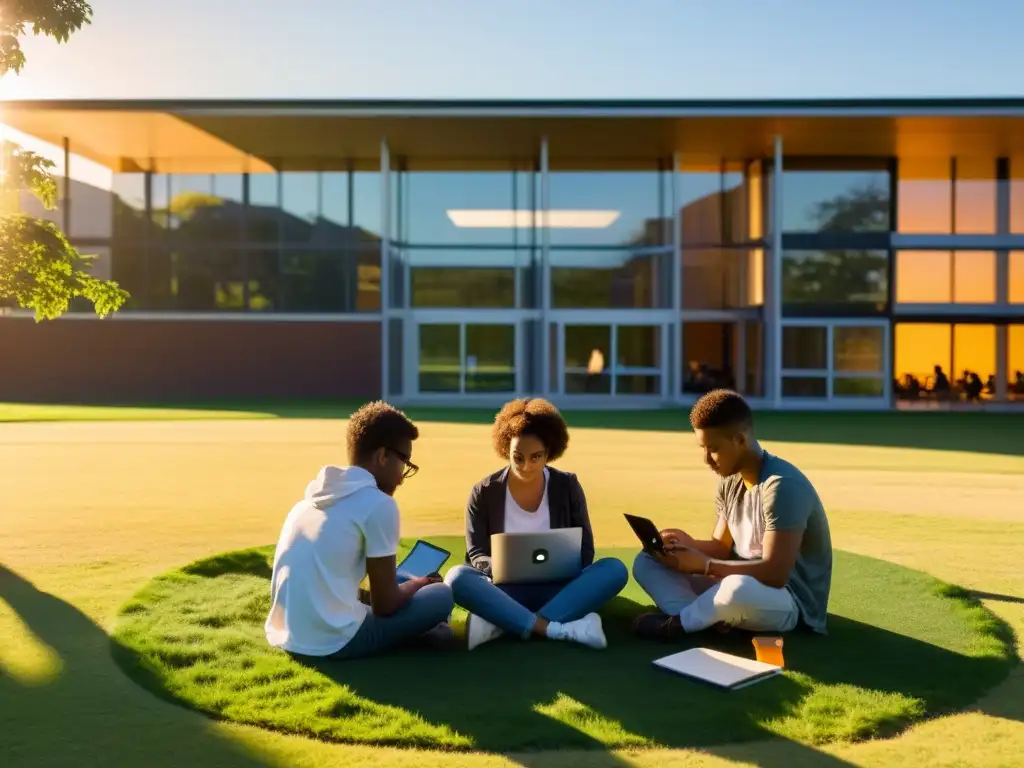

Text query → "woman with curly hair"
[444,398,629,650]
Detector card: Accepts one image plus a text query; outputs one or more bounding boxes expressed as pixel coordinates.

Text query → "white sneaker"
[466,613,504,650]
[548,613,607,649]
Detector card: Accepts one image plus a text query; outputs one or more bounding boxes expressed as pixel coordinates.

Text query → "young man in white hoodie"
[265,401,454,659]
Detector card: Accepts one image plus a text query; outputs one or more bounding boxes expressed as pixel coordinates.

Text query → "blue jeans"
[445,558,629,639]
[329,582,454,660]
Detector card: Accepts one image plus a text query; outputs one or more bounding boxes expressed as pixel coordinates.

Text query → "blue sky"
[2,0,1024,100]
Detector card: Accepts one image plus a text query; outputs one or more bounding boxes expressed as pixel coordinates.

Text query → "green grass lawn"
[111,538,1014,753]
[2,410,1023,767]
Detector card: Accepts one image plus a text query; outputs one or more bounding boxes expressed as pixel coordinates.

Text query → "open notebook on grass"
[652,648,783,691]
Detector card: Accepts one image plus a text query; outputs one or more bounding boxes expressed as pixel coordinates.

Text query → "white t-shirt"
[264,465,399,656]
[504,467,552,534]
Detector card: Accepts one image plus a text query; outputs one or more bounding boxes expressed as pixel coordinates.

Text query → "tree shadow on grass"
[0,563,271,768]
[296,588,1013,765]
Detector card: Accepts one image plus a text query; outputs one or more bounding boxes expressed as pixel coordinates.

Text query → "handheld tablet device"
[624,514,665,554]
[396,540,451,580]
[490,528,583,585]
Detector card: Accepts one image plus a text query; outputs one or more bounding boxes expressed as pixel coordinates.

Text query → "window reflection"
[833,326,884,373]
[895,251,996,304]
[352,172,383,242]
[616,325,660,395]
[550,249,672,309]
[679,162,762,245]
[1010,252,1024,304]
[393,170,533,246]
[682,248,763,309]
[782,326,827,370]
[954,158,997,234]
[564,325,611,394]
[782,250,888,311]
[897,159,951,234]
[549,167,671,247]
[781,164,890,233]
[247,173,280,244]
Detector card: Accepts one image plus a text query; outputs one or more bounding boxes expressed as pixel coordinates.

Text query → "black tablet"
[624,514,665,554]
[396,540,451,579]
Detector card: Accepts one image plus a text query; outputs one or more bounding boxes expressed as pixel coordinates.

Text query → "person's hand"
[400,575,435,595]
[660,528,697,551]
[653,550,680,571]
[673,547,711,575]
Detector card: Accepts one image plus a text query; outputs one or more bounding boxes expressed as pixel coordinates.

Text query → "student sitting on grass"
[632,389,833,639]
[265,401,454,659]
[445,398,629,651]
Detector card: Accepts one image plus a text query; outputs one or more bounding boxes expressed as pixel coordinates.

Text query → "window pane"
[167,249,246,311]
[248,173,280,244]
[165,173,244,245]
[682,322,737,394]
[419,324,461,393]
[564,325,611,394]
[954,159,996,234]
[111,173,150,244]
[781,376,827,398]
[246,250,380,313]
[894,323,952,401]
[679,164,758,245]
[953,251,996,303]
[953,325,996,402]
[281,173,321,244]
[110,245,149,309]
[682,248,763,309]
[411,267,515,308]
[782,326,827,370]
[833,327,885,373]
[398,171,527,246]
[833,377,885,397]
[616,326,660,369]
[895,251,951,303]
[465,325,516,393]
[352,172,382,243]
[65,156,113,239]
[898,159,951,234]
[550,168,669,247]
[551,249,672,309]
[782,250,888,310]
[1009,326,1024,402]
[616,375,660,395]
[781,166,890,233]
[1010,252,1024,304]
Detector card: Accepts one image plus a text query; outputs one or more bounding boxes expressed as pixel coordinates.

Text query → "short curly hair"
[492,398,570,462]
[689,389,754,431]
[346,400,419,464]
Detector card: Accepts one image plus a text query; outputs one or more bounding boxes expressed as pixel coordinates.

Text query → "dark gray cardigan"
[464,466,596,576]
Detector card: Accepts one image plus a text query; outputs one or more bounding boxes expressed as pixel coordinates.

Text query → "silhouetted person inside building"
[932,365,951,399]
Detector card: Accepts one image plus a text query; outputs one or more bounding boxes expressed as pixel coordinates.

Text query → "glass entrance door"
[554,321,668,397]
[415,321,518,396]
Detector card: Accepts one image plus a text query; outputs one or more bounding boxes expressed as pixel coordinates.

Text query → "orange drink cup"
[752,636,785,667]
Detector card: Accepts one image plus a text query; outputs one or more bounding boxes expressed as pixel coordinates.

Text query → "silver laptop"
[490,528,583,585]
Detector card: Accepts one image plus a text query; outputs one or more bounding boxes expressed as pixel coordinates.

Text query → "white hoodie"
[264,465,400,656]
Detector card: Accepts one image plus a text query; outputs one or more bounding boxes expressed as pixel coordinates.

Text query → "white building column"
[540,135,551,396]
[770,135,784,408]
[672,151,683,401]
[380,138,391,400]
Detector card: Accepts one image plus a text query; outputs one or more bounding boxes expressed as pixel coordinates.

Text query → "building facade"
[2,98,1024,409]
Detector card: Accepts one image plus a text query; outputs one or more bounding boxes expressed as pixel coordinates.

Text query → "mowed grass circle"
[111,537,1015,753]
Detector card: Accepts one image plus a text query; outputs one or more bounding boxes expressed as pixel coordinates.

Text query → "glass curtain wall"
[105,165,382,313]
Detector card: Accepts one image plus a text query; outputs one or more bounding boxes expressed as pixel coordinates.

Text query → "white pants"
[632,553,799,633]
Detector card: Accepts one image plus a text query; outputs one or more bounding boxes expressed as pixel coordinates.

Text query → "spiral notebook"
[652,647,782,691]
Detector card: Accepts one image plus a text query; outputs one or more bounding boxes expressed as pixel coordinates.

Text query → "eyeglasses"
[388,447,419,479]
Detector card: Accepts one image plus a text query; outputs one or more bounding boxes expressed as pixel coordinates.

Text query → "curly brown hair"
[492,398,570,462]
[689,389,754,431]
[346,400,419,463]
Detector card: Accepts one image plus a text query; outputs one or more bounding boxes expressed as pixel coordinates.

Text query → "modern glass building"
[2,98,1024,409]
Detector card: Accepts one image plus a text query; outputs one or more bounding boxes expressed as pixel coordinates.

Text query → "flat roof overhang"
[5,98,1024,173]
